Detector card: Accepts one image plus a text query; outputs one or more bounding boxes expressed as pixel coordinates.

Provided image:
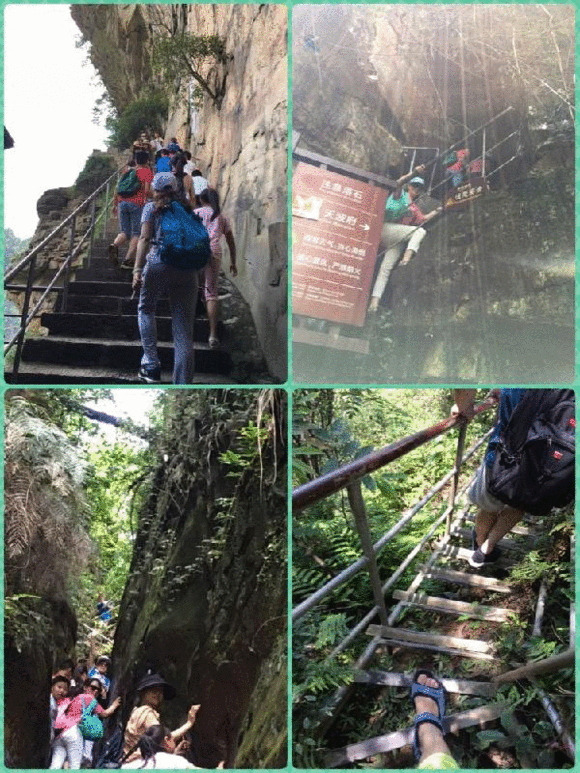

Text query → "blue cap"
[409,176,426,187]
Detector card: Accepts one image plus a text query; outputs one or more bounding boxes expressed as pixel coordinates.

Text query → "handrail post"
[347,481,389,627]
[11,255,37,377]
[61,215,76,313]
[88,198,97,268]
[446,421,467,534]
[101,181,111,240]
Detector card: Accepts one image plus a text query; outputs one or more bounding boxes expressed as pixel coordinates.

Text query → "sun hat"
[136,672,176,700]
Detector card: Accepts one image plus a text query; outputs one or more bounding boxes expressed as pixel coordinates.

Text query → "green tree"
[152,33,227,108]
[4,228,31,264]
[107,92,169,150]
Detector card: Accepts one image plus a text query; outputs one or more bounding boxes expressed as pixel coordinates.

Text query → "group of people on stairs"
[109,136,237,385]
[50,659,224,769]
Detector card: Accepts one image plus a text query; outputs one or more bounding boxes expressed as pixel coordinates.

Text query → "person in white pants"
[369,169,442,312]
[50,725,85,770]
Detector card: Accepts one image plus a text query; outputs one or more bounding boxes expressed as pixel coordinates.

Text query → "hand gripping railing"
[292,394,498,626]
[4,168,120,377]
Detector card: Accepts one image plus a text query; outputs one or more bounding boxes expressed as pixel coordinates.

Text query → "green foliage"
[4,228,31,263]
[219,423,270,476]
[5,594,52,654]
[107,92,169,150]
[152,33,227,108]
[293,613,353,704]
[75,153,116,196]
[5,396,92,600]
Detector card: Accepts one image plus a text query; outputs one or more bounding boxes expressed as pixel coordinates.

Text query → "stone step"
[73,266,135,282]
[60,295,171,316]
[21,336,232,374]
[64,280,137,298]
[5,362,236,385]
[40,312,218,343]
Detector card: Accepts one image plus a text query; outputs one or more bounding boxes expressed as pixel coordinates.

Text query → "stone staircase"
[6,236,235,384]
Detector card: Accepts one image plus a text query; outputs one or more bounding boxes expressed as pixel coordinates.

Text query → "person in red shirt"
[50,678,120,769]
[110,150,154,269]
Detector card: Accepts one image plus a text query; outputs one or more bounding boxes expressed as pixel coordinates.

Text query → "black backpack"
[95,723,124,769]
[487,389,575,516]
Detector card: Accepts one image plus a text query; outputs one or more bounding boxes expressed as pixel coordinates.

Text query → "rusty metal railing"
[292,394,497,627]
[4,169,120,377]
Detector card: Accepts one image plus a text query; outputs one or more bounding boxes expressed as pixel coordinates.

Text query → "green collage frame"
[1,0,579,771]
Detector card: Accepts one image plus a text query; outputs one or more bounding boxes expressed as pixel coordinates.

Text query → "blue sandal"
[410,668,447,761]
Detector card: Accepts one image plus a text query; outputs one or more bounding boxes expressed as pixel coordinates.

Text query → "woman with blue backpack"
[132,172,211,384]
[50,678,121,769]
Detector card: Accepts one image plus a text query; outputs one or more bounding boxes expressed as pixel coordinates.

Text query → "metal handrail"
[292,394,497,623]
[293,395,496,512]
[4,167,121,377]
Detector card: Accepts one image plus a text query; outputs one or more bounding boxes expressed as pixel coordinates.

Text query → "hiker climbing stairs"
[323,506,556,767]
[7,219,234,384]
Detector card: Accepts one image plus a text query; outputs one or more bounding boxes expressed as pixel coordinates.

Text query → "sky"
[85,389,158,445]
[4,4,109,239]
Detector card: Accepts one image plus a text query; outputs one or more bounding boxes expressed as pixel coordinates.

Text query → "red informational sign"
[292,163,388,327]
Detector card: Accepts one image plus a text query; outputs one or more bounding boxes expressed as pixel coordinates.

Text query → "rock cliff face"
[5,600,77,768]
[111,391,287,768]
[71,4,288,380]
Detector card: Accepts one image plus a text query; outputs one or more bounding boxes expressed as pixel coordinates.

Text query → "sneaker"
[468,545,502,569]
[138,365,161,383]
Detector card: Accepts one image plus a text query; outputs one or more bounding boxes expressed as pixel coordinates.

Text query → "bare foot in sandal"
[412,671,458,769]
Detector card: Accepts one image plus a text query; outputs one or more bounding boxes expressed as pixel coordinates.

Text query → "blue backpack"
[155,201,211,270]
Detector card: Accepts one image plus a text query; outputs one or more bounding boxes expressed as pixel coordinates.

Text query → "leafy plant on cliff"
[4,395,93,601]
[107,91,169,151]
[152,33,227,108]
[75,153,117,196]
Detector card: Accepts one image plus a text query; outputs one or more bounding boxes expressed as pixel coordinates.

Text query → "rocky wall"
[110,391,287,768]
[71,4,288,381]
[5,599,77,768]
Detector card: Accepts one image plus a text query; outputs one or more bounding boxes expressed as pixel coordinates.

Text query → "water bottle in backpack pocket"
[155,201,211,270]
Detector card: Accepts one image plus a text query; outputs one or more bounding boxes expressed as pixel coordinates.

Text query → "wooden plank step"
[354,670,497,697]
[373,637,495,662]
[462,515,543,536]
[392,590,513,622]
[366,625,493,654]
[454,527,527,551]
[438,544,515,568]
[325,702,509,766]
[418,565,513,593]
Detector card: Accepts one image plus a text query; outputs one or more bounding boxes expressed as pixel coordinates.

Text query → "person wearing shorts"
[194,188,237,349]
[453,389,527,570]
[110,150,153,268]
